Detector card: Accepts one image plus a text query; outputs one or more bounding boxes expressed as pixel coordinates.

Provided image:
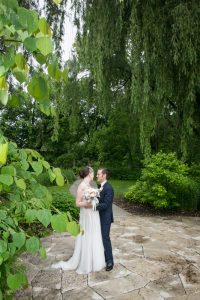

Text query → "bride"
[52,166,106,274]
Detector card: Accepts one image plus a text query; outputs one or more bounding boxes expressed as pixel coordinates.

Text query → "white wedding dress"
[52,184,105,274]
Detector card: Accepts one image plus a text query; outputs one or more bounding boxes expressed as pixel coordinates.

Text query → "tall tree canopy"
[73,0,200,162]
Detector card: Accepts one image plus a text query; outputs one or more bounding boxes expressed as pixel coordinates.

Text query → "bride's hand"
[84,202,92,209]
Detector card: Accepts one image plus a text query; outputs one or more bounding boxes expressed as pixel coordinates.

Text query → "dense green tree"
[73,0,200,162]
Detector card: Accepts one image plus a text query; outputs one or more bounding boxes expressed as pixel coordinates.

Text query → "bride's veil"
[69,178,98,197]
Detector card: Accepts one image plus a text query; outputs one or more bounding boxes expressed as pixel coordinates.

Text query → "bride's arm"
[76,185,89,208]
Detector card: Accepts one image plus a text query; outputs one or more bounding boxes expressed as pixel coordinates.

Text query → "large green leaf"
[3,231,9,240]
[48,63,61,80]
[0,174,13,186]
[53,168,64,186]
[8,243,17,256]
[56,174,64,186]
[16,29,29,42]
[36,209,52,228]
[1,0,18,9]
[8,95,21,107]
[2,251,9,261]
[21,160,29,171]
[28,75,49,102]
[0,76,8,89]
[51,214,68,233]
[1,166,16,176]
[0,289,2,300]
[0,142,8,164]
[38,95,50,115]
[0,240,7,253]
[7,273,27,291]
[30,161,43,175]
[17,8,38,34]
[48,168,56,182]
[0,90,8,105]
[0,66,6,77]
[0,47,15,75]
[15,178,26,190]
[19,149,27,160]
[41,160,50,169]
[23,37,37,51]
[5,216,15,227]
[67,221,80,236]
[12,232,26,249]
[33,185,52,203]
[34,53,47,65]
[15,53,26,69]
[36,37,53,56]
[26,236,40,253]
[38,18,51,36]
[25,209,37,223]
[13,67,28,83]
[39,103,50,116]
[39,246,46,258]
[30,198,45,209]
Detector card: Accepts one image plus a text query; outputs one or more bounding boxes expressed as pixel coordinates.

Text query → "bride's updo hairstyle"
[79,166,94,179]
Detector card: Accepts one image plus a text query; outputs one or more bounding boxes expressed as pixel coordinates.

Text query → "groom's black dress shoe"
[106,263,113,271]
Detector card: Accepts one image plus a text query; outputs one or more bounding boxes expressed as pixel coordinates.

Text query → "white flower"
[84,187,99,210]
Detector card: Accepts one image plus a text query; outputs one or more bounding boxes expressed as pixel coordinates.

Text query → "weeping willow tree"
[72,0,200,161]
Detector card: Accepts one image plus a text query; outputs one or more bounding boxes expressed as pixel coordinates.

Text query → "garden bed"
[114,197,200,217]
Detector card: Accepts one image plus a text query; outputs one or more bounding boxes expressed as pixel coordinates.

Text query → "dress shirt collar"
[101,180,107,187]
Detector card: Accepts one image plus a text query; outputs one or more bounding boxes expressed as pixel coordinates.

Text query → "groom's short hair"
[99,168,110,179]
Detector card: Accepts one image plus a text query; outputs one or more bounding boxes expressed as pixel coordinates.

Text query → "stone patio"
[15,205,200,299]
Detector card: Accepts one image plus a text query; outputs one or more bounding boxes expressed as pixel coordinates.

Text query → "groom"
[96,168,114,271]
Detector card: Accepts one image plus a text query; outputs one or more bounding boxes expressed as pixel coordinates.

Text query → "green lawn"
[48,179,134,199]
[109,179,134,198]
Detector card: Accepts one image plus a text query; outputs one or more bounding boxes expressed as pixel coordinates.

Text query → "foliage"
[61,169,76,183]
[0,0,79,296]
[0,0,67,114]
[37,172,52,187]
[125,152,200,210]
[0,134,81,298]
[109,179,134,198]
[49,186,79,219]
[73,0,200,162]
[108,166,140,181]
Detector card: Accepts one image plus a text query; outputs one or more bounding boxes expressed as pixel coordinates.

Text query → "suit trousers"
[100,221,113,264]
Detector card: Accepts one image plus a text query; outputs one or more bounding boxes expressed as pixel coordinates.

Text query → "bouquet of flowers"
[84,187,100,211]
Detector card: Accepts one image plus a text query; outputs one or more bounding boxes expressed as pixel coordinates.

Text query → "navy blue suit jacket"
[97,182,114,224]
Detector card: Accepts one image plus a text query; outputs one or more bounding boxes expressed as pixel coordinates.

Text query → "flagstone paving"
[15,205,200,299]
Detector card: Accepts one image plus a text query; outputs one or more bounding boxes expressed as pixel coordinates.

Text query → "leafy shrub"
[125,152,200,210]
[37,172,52,186]
[61,169,76,183]
[37,169,76,186]
[54,153,76,168]
[51,190,79,220]
[107,166,140,180]
[189,163,200,183]
[0,138,79,299]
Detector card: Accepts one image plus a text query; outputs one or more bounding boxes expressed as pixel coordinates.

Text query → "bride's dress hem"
[51,260,105,274]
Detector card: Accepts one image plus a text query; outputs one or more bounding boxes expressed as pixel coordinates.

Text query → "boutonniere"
[99,186,103,192]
